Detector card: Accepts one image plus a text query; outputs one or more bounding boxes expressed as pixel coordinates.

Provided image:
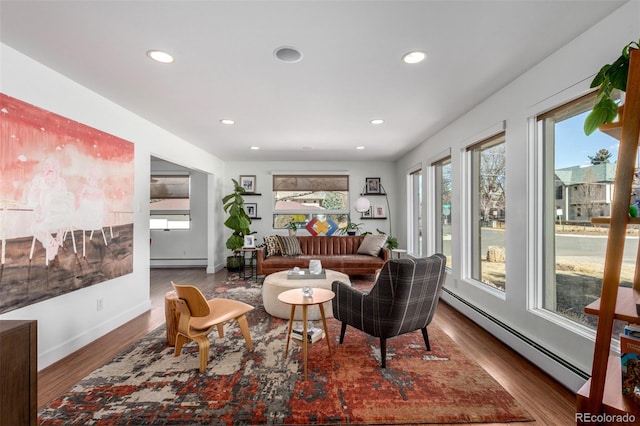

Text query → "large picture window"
[272,174,350,233]
[467,133,506,291]
[537,92,630,330]
[150,174,191,230]
[433,157,452,268]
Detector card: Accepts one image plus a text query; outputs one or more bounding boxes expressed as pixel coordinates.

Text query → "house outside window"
[272,174,350,234]
[467,133,506,291]
[433,157,452,268]
[537,92,631,330]
[150,174,191,230]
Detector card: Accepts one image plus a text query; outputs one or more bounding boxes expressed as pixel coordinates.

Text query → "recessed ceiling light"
[250,146,260,150]
[220,119,235,125]
[356,146,365,150]
[274,46,303,63]
[402,51,426,64]
[370,119,384,125]
[146,50,174,63]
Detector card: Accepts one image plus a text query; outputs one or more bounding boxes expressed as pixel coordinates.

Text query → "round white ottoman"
[262,269,351,320]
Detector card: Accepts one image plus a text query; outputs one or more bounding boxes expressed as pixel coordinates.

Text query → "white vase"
[309,259,322,274]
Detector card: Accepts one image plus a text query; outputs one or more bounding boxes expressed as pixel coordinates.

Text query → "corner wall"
[0,43,227,369]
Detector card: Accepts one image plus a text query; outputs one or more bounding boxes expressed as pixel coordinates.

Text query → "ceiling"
[0,1,626,162]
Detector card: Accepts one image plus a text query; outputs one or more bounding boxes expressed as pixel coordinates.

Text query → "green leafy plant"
[338,222,363,235]
[584,40,639,135]
[376,228,399,250]
[287,220,298,232]
[222,179,253,253]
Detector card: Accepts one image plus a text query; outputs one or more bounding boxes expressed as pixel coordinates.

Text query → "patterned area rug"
[39,278,533,425]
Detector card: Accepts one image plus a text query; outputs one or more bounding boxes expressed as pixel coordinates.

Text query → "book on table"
[292,326,323,344]
[620,327,640,401]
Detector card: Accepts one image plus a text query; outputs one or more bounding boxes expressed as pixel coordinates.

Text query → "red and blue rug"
[38,278,533,424]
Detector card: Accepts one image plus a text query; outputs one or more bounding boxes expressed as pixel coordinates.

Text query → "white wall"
[396,1,640,391]
[224,161,396,245]
[0,43,227,369]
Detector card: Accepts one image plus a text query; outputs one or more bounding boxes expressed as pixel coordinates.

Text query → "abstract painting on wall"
[0,93,134,314]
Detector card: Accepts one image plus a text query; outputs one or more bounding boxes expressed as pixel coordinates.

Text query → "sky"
[554,109,621,169]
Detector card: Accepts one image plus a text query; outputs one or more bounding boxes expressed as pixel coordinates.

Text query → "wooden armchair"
[171,282,254,372]
[331,255,447,368]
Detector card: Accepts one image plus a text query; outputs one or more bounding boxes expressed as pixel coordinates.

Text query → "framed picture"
[361,206,373,218]
[374,205,386,218]
[243,235,255,248]
[239,175,256,193]
[365,177,381,194]
[245,203,257,218]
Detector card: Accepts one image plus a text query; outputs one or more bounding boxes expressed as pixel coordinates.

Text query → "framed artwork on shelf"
[361,206,373,218]
[365,177,381,194]
[239,175,256,193]
[245,203,257,218]
[374,205,386,218]
[243,235,256,248]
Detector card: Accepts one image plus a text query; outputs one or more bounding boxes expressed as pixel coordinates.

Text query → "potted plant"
[376,228,399,250]
[222,178,253,271]
[584,39,639,135]
[287,219,298,236]
[339,222,363,236]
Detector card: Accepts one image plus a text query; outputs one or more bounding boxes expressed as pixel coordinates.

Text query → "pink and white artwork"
[0,93,134,313]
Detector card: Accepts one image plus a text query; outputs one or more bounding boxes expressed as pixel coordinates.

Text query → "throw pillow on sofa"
[357,234,387,257]
[264,235,281,257]
[277,235,303,256]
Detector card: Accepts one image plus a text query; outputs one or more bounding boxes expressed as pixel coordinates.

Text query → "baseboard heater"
[442,288,590,380]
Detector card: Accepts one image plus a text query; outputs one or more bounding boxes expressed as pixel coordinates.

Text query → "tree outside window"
[469,133,506,291]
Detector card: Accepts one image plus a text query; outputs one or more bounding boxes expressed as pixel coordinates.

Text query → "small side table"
[238,248,257,280]
[278,288,335,379]
[391,248,407,259]
[164,291,179,346]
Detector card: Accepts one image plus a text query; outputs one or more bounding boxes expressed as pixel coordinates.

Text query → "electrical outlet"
[97,298,103,311]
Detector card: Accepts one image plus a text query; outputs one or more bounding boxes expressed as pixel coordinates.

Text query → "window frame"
[530,90,625,335]
[461,125,507,296]
[150,173,191,230]
[432,156,452,269]
[271,173,350,232]
[407,164,422,257]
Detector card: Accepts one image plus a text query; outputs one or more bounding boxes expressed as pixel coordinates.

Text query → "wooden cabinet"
[576,49,640,423]
[0,320,37,426]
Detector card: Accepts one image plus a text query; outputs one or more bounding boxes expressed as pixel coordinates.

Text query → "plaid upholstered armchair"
[331,254,447,368]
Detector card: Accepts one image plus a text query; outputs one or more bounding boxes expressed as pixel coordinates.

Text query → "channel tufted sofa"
[256,235,390,276]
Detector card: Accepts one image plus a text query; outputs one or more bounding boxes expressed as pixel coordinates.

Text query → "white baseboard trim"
[150,258,207,268]
[441,289,587,392]
[38,300,151,370]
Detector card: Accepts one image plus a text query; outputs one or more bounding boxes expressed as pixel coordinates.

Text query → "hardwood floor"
[38,268,577,424]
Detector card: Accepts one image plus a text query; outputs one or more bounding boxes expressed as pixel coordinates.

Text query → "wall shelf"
[577,48,640,423]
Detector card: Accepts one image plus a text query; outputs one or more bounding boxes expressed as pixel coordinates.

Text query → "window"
[538,92,628,330]
[408,168,422,256]
[468,133,506,290]
[433,157,452,268]
[150,174,191,230]
[272,174,350,233]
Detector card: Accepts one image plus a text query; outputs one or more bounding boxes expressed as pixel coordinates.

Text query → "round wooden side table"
[278,287,335,379]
